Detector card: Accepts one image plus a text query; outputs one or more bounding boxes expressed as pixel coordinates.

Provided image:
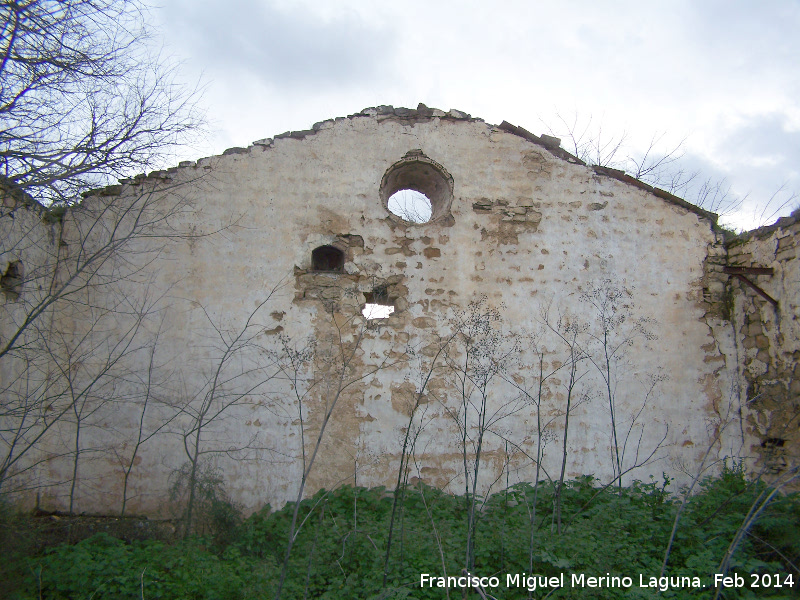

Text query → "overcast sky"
[153,0,800,230]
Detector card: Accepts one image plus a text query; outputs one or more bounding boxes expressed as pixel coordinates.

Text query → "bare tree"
[171,287,286,536]
[752,184,798,228]
[1,0,205,499]
[381,330,457,587]
[501,340,561,587]
[541,113,751,217]
[1,0,203,206]
[543,312,590,534]
[0,177,214,497]
[544,113,627,170]
[579,280,662,495]
[440,297,524,571]
[57,297,154,515]
[274,305,399,600]
[113,321,183,517]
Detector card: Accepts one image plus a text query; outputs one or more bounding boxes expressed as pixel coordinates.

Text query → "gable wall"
[2,110,761,516]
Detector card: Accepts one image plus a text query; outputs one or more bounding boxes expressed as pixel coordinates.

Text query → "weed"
[3,475,797,599]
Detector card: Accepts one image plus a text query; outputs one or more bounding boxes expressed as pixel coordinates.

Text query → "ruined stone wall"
[0,185,60,317]
[1,188,64,495]
[2,107,757,516]
[726,213,800,478]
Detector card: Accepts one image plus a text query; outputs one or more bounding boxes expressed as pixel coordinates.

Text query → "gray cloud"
[674,113,800,226]
[162,0,394,88]
[150,0,800,228]
[716,114,800,225]
[717,113,800,168]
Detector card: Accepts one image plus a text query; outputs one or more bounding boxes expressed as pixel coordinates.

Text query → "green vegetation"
[2,468,798,599]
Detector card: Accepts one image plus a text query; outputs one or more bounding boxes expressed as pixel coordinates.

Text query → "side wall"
[1,189,63,496]
[726,213,800,479]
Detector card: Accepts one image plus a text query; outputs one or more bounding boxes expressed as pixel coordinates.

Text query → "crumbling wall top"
[73,103,728,230]
[727,209,800,246]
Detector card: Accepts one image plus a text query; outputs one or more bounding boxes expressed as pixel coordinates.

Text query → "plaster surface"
[2,106,796,516]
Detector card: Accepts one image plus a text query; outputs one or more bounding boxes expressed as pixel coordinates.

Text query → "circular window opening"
[387,189,433,223]
[380,151,453,224]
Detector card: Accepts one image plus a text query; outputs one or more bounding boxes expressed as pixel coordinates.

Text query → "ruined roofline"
[83,103,721,227]
[493,119,719,227]
[0,175,48,214]
[591,165,719,226]
[726,208,800,246]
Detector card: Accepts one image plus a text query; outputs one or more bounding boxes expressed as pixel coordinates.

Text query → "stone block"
[412,316,437,329]
[755,335,770,349]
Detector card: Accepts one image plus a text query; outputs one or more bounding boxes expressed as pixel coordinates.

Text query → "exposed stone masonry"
[2,106,799,516]
[727,212,800,475]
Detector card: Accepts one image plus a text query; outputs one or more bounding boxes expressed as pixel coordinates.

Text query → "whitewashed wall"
[3,108,755,516]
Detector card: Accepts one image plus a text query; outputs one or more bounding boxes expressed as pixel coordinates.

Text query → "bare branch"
[0,0,204,205]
